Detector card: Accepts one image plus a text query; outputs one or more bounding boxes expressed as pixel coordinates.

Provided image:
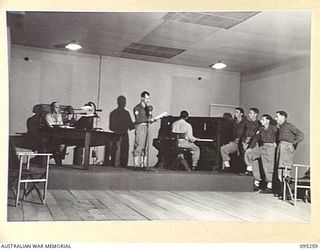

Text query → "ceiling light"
[65,42,82,51]
[210,61,227,70]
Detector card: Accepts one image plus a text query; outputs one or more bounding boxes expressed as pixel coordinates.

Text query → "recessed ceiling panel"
[203,12,259,20]
[122,43,185,58]
[141,20,219,49]
[118,52,167,63]
[162,12,259,29]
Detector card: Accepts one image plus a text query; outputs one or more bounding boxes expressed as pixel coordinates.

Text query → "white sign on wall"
[209,103,238,117]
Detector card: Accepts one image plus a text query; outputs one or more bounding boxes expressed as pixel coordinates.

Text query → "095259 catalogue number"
[300,244,318,248]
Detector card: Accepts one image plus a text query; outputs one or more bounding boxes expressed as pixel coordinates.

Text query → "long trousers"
[245,143,276,182]
[177,139,200,166]
[220,140,239,162]
[133,124,148,157]
[276,141,294,180]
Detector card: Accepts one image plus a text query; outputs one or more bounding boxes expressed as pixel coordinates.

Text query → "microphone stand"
[143,115,158,172]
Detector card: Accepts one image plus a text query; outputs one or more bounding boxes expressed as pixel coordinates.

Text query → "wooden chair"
[292,164,310,206]
[8,141,52,206]
[170,133,192,172]
[279,164,294,203]
[280,164,310,206]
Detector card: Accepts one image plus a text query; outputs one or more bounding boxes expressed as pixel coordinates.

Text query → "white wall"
[9,45,241,166]
[240,59,310,164]
[99,57,240,166]
[171,71,240,117]
[9,46,100,134]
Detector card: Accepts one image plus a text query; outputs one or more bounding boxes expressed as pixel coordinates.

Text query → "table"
[11,128,120,169]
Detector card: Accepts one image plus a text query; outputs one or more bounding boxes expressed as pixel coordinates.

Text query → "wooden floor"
[7,190,310,222]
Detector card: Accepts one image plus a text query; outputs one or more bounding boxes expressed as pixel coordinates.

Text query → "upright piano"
[153,116,234,171]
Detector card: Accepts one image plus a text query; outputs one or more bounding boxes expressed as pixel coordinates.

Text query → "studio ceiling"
[7,11,311,73]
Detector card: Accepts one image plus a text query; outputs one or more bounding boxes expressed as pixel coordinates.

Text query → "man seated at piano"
[44,102,66,165]
[172,110,200,170]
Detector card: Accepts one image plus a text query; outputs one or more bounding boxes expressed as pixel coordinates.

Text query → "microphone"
[146,105,153,117]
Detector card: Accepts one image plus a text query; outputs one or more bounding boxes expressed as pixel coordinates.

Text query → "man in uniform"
[275,111,304,196]
[220,107,247,172]
[132,91,154,169]
[172,110,200,170]
[244,114,278,192]
[241,108,261,175]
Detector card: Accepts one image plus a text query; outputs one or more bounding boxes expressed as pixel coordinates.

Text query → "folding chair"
[8,142,52,206]
[293,164,310,206]
[280,164,310,206]
[280,164,294,203]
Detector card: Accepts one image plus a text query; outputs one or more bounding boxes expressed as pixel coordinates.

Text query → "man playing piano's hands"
[172,110,200,170]
[44,102,66,165]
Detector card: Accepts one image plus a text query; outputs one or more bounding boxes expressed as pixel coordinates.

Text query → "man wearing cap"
[220,107,247,172]
[132,91,154,169]
[275,111,304,194]
[244,114,278,193]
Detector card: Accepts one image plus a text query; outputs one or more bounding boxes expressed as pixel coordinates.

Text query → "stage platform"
[48,165,254,192]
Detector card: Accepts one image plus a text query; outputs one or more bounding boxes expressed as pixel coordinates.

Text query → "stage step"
[48,166,254,192]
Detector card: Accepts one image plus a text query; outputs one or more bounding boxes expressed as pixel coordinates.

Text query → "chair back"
[293,164,310,180]
[8,139,20,171]
[8,139,52,206]
[30,104,73,129]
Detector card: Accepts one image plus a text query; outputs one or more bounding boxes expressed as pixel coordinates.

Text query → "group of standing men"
[220,107,304,196]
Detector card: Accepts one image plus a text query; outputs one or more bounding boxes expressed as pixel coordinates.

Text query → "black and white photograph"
[5,9,312,228]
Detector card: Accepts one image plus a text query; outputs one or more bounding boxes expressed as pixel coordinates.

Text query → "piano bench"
[171,148,192,172]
